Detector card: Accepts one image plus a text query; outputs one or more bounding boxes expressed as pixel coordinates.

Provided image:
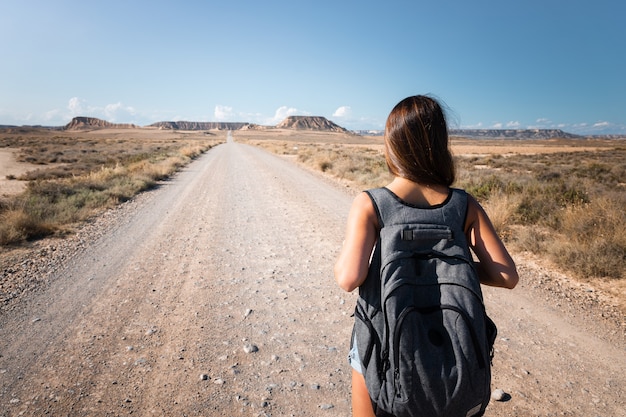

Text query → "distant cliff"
[52,118,590,139]
[450,129,581,139]
[276,116,349,133]
[64,117,137,130]
[149,121,251,130]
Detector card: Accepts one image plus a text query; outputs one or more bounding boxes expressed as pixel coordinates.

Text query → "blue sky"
[1,0,624,135]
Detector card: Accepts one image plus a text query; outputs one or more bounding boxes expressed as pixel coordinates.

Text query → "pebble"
[200,374,209,381]
[491,388,507,401]
[319,404,334,410]
[243,344,259,353]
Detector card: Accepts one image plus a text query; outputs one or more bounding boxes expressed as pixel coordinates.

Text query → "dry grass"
[0,128,224,245]
[3,127,624,284]
[241,131,625,282]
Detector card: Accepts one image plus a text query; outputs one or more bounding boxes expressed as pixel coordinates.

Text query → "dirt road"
[1,139,624,416]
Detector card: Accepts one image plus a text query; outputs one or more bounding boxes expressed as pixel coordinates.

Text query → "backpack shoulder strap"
[365,187,469,230]
[364,188,385,228]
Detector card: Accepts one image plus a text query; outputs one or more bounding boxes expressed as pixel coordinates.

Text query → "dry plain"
[0,128,624,416]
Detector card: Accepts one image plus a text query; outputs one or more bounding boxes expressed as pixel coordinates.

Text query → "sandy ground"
[0,149,40,196]
[0,139,624,416]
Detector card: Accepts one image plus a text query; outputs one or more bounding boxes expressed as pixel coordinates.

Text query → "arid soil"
[1,137,624,416]
[0,149,41,195]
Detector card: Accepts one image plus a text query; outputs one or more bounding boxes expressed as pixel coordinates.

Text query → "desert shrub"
[0,208,56,244]
[178,145,208,159]
[293,144,391,186]
[0,139,219,245]
[457,169,525,202]
[535,170,562,182]
[574,162,612,182]
[549,196,626,278]
[514,180,589,226]
[2,174,157,243]
[463,174,507,200]
[319,160,333,172]
[481,191,521,238]
[510,226,549,254]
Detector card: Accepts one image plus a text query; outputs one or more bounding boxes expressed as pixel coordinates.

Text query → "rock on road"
[1,137,624,416]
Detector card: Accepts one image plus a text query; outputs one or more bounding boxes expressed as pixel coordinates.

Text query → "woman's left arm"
[465,195,519,289]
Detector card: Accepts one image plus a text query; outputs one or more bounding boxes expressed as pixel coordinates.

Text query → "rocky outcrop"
[64,117,137,130]
[54,118,587,139]
[148,121,251,130]
[449,129,581,139]
[276,116,349,133]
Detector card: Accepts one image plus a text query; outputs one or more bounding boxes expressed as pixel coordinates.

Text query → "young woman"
[334,95,519,416]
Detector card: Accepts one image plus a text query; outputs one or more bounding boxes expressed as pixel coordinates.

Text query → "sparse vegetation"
[454,149,626,280]
[0,130,223,245]
[247,135,626,281]
[3,128,624,283]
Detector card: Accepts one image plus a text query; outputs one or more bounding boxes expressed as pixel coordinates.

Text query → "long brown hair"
[384,95,455,186]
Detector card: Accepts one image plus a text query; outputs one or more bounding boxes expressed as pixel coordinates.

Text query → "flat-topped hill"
[276,116,349,133]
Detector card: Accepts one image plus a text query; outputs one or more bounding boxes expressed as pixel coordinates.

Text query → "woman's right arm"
[334,192,379,293]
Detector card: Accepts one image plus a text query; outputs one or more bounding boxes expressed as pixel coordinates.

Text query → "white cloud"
[266,106,306,125]
[61,97,138,123]
[333,106,351,118]
[43,109,61,122]
[104,102,136,122]
[506,121,521,128]
[68,97,86,116]
[568,121,626,135]
[214,105,234,121]
[491,122,503,129]
[460,122,483,129]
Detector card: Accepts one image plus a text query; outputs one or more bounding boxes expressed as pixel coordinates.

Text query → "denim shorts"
[348,335,363,374]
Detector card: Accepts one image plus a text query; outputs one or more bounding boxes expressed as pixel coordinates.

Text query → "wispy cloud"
[459,122,483,129]
[266,106,308,125]
[63,97,136,123]
[68,97,85,115]
[214,105,234,121]
[332,106,351,118]
[104,102,136,121]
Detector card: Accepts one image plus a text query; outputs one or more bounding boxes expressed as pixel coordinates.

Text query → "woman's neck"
[386,177,449,207]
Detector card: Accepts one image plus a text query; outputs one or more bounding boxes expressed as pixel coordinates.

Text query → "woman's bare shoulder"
[351,191,379,227]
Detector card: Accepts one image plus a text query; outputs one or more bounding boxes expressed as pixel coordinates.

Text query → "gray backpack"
[352,188,497,417]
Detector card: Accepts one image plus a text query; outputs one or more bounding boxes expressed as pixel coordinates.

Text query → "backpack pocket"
[353,300,387,402]
[354,303,381,368]
[387,303,491,416]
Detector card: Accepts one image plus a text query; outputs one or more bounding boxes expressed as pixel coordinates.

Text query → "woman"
[334,95,519,416]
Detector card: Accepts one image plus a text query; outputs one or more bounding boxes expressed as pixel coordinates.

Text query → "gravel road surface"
[1,138,624,416]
